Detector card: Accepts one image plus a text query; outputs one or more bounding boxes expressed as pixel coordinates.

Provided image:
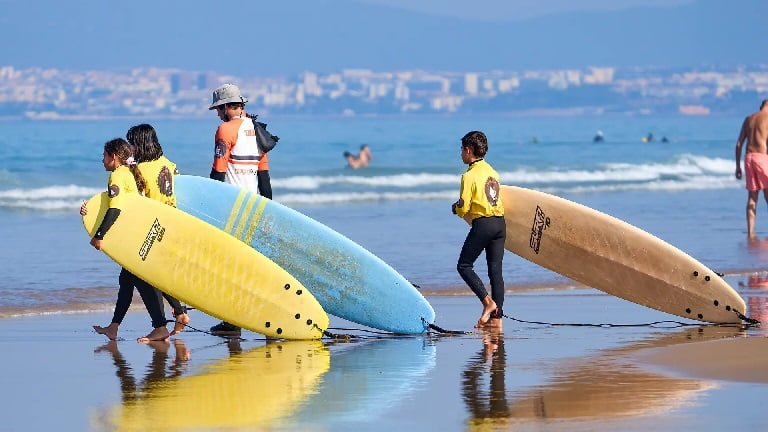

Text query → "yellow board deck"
[82,192,328,339]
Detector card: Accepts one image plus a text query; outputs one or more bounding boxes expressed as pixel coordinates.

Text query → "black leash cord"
[503,313,754,329]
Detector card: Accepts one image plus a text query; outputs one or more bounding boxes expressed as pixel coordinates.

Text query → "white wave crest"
[272,173,460,190]
[272,155,734,189]
[0,185,103,211]
[277,190,457,205]
[0,185,102,200]
[0,155,740,210]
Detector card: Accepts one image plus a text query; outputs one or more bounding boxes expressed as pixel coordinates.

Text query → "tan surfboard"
[496,186,746,323]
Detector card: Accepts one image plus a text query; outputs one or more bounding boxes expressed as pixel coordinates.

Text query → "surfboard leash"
[409,281,470,335]
[499,313,752,329]
[733,310,761,326]
[167,319,250,341]
[424,319,470,335]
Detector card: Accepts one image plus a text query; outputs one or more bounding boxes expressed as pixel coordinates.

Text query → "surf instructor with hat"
[207,83,272,335]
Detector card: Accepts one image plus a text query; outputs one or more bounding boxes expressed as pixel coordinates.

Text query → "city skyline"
[1,63,766,119]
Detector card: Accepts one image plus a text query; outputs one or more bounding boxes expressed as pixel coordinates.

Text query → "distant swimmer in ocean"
[593,130,605,142]
[642,132,655,143]
[735,99,768,239]
[344,144,371,169]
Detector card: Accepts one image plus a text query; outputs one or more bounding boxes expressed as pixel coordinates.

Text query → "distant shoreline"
[0,110,734,122]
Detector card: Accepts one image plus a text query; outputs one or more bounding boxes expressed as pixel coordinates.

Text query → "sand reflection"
[95,339,329,431]
[462,325,744,427]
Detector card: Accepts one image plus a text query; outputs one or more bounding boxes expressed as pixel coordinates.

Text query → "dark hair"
[461,131,488,158]
[104,138,147,193]
[127,123,163,163]
[762,99,768,109]
[225,102,245,109]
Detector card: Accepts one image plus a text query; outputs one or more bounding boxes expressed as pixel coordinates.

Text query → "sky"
[0,0,764,74]
[353,0,694,21]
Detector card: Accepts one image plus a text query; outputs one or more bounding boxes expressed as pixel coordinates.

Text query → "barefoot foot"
[475,296,498,328]
[137,326,170,343]
[170,313,190,336]
[93,323,120,340]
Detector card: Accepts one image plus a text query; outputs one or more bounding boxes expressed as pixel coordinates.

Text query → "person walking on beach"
[735,99,768,239]
[127,123,190,335]
[81,138,171,342]
[452,131,506,329]
[207,83,272,335]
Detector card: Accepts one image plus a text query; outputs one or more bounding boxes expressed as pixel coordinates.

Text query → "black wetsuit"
[457,216,506,314]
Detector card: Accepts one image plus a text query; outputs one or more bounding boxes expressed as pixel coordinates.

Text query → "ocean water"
[0,114,764,316]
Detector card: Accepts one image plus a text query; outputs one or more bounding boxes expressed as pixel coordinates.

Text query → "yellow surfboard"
[82,192,328,339]
[103,341,330,431]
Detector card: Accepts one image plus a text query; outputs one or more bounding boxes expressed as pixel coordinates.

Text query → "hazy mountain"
[0,0,764,74]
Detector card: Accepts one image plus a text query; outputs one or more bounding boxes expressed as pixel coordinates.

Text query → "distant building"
[464,73,479,96]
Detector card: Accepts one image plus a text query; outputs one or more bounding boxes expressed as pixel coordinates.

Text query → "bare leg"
[476,295,498,328]
[93,322,120,340]
[747,191,759,239]
[170,313,190,336]
[137,326,170,343]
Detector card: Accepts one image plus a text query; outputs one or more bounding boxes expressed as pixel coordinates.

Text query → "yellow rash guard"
[106,165,139,208]
[138,156,179,207]
[455,159,504,221]
[94,165,138,240]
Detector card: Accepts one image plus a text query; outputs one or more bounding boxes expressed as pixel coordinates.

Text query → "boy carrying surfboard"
[452,131,506,329]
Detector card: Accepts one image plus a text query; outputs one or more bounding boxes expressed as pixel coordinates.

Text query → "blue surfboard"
[175,175,435,334]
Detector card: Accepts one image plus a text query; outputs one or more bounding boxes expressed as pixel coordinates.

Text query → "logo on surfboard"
[529,206,550,254]
[139,218,165,261]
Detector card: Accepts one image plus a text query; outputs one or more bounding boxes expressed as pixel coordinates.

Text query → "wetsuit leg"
[257,170,272,199]
[111,268,136,325]
[133,278,168,329]
[457,218,492,301]
[484,217,506,314]
[162,293,186,317]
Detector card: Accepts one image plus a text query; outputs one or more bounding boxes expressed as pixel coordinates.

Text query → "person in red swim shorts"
[735,99,768,239]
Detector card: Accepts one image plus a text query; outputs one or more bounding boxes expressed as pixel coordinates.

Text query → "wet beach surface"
[1,284,766,432]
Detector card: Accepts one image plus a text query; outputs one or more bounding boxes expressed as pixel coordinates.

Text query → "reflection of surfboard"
[175,175,435,334]
[495,326,737,423]
[82,192,328,339]
[496,186,746,323]
[109,341,330,430]
[293,338,436,426]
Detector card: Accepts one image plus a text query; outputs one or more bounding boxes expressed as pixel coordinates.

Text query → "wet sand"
[0,290,766,431]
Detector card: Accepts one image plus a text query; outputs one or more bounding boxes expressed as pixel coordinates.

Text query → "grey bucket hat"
[209,84,248,110]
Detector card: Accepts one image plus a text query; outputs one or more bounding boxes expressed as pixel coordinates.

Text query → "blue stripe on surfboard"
[176,175,435,334]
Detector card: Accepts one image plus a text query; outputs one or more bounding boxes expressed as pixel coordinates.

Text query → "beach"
[2,115,768,430]
[1,287,766,432]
